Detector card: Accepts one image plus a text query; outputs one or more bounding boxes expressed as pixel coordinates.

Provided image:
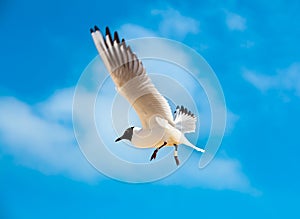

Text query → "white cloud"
[119,8,199,40]
[243,70,276,91]
[226,12,247,31]
[0,90,100,182]
[0,85,254,193]
[159,154,259,195]
[119,24,157,39]
[37,87,74,122]
[243,63,300,97]
[226,110,239,134]
[151,8,200,39]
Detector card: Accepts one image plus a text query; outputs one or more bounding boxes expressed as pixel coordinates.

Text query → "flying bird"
[90,25,205,165]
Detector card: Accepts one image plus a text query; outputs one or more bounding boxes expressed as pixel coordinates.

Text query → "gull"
[90,25,205,165]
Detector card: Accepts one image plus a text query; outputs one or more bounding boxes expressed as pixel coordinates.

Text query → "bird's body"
[90,25,205,165]
[131,117,202,150]
[131,122,181,148]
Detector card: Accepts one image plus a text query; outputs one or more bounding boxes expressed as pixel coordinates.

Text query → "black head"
[115,127,134,142]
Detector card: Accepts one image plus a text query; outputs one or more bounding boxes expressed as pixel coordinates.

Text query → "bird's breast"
[131,127,166,148]
[131,126,182,148]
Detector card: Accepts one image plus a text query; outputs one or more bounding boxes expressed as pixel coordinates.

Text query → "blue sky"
[1,0,300,218]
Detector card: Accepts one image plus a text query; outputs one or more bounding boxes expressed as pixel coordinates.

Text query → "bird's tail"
[174,106,197,133]
[182,136,205,153]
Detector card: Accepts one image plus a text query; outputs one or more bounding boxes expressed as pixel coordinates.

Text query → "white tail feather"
[182,137,205,153]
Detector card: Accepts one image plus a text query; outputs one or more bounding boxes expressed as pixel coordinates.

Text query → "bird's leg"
[150,141,167,161]
[174,144,180,166]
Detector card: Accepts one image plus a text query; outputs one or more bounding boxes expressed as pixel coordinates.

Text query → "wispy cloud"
[159,154,259,195]
[226,110,239,134]
[151,8,200,39]
[243,70,276,91]
[0,85,252,192]
[0,89,100,182]
[37,88,74,122]
[225,11,247,31]
[243,63,300,98]
[119,8,200,41]
[119,24,157,39]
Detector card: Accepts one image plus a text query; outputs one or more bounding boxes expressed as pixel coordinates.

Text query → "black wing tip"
[114,31,120,43]
[105,26,110,35]
[94,25,100,31]
[90,25,101,33]
[92,25,125,46]
[105,26,113,43]
[176,105,196,117]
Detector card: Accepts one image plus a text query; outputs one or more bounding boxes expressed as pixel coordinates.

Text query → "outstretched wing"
[174,106,197,133]
[90,26,174,129]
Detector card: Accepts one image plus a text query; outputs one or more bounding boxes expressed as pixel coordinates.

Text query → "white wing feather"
[174,106,197,133]
[91,26,174,129]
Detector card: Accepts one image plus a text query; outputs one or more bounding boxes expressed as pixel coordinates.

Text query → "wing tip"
[175,105,196,118]
[105,26,113,44]
[105,26,109,33]
[91,25,101,33]
[94,25,125,45]
[114,31,120,43]
[94,25,100,31]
